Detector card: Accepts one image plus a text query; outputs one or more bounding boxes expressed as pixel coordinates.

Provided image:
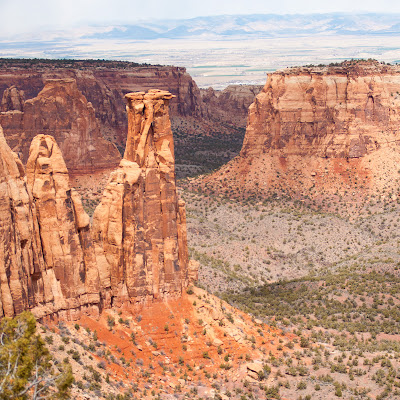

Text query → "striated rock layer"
[0,61,205,146]
[202,61,400,201]
[93,90,194,305]
[0,79,121,174]
[0,128,100,319]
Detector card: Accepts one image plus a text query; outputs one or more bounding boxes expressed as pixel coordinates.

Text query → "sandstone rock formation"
[1,85,25,112]
[0,128,101,319]
[93,90,194,304]
[0,87,195,319]
[202,60,400,201]
[26,134,101,318]
[0,79,121,174]
[0,124,43,318]
[0,60,205,146]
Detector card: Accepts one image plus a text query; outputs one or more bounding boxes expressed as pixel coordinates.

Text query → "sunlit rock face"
[93,90,193,306]
[0,87,197,320]
[0,79,121,174]
[0,129,100,319]
[202,61,400,201]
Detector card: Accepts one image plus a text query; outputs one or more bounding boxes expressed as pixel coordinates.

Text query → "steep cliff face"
[1,85,25,112]
[93,90,193,305]
[0,128,100,319]
[26,134,101,319]
[202,61,400,201]
[0,61,205,146]
[0,125,43,318]
[0,79,121,174]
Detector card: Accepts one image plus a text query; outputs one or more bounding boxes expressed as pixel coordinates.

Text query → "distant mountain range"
[86,13,400,41]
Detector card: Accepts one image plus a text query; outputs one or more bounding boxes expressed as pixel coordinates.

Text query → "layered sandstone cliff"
[1,85,24,112]
[93,90,193,305]
[200,84,263,129]
[202,60,400,201]
[0,60,205,146]
[0,79,121,174]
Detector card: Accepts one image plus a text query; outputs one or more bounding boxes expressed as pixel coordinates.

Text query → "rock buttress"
[92,90,191,305]
[0,125,44,317]
[0,128,101,319]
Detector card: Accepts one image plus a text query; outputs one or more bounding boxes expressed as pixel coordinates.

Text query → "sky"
[1,0,400,36]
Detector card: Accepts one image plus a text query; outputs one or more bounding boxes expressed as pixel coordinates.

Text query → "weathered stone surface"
[202,61,400,199]
[93,90,190,304]
[0,62,206,147]
[0,125,44,318]
[1,87,192,319]
[0,128,101,319]
[1,79,121,174]
[1,86,25,112]
[26,135,101,318]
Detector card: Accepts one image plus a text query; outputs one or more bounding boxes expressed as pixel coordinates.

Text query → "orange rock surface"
[0,88,196,319]
[0,78,121,174]
[0,129,101,319]
[0,62,206,146]
[93,90,196,305]
[202,61,400,202]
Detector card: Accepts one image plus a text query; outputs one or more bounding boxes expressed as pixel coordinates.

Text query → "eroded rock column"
[93,90,191,305]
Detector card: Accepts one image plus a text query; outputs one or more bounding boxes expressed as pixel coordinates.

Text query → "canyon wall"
[202,61,400,201]
[0,89,196,319]
[0,60,260,180]
[0,61,205,146]
[0,79,121,174]
[200,84,263,129]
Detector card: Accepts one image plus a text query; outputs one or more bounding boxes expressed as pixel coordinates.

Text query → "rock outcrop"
[93,90,193,305]
[0,60,206,147]
[0,128,100,319]
[202,60,400,201]
[26,135,101,319]
[0,79,121,174]
[1,85,25,112]
[0,124,43,318]
[0,87,196,319]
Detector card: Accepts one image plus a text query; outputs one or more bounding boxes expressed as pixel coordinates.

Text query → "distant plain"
[2,13,400,88]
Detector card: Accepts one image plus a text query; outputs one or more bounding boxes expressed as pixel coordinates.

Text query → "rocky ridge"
[0,89,196,319]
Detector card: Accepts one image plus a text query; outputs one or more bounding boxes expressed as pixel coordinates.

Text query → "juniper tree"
[0,311,73,399]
